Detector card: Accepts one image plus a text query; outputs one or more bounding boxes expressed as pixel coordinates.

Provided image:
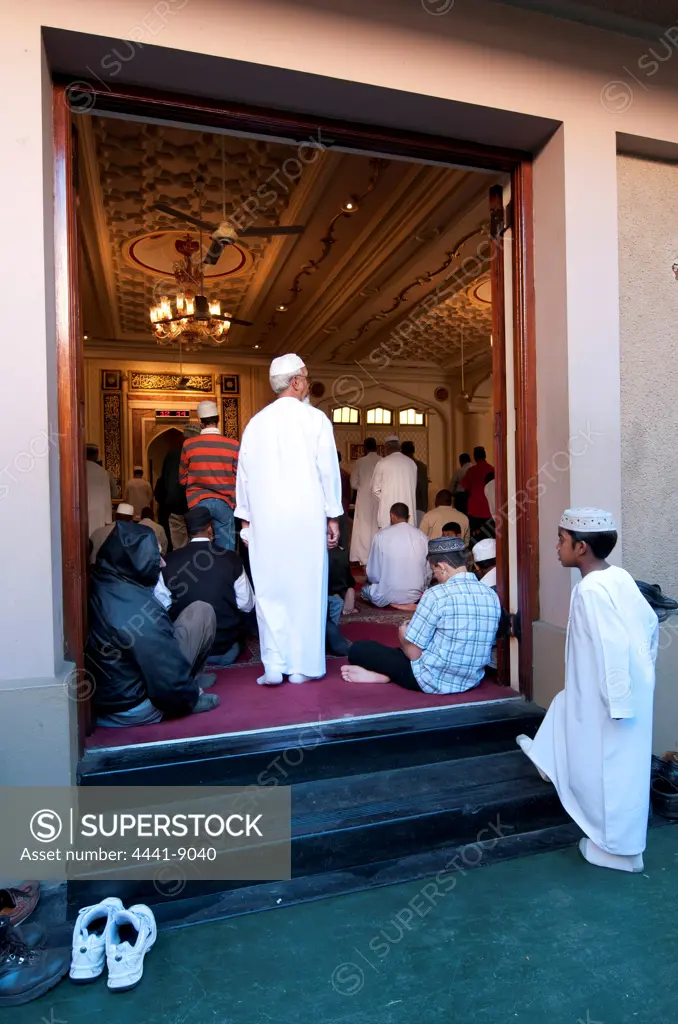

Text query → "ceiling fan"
[152,203,305,266]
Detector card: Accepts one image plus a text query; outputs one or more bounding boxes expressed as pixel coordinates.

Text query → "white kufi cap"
[117,503,135,516]
[472,538,496,561]
[197,400,219,419]
[269,353,305,376]
[384,434,400,443]
[559,508,617,533]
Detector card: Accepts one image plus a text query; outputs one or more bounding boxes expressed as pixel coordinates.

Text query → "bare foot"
[342,588,356,615]
[340,665,391,683]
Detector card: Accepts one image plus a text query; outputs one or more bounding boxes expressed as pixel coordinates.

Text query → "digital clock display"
[155,410,191,418]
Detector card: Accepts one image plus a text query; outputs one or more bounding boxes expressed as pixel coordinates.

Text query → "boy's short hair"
[442,521,462,535]
[566,529,618,559]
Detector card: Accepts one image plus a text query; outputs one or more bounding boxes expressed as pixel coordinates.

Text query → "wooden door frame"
[54,85,91,740]
[53,78,539,712]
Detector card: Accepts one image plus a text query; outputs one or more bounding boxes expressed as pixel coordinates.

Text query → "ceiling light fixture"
[276,304,288,311]
[149,188,251,349]
[341,199,358,214]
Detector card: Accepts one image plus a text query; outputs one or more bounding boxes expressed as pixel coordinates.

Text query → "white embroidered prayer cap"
[384,434,400,443]
[197,400,219,419]
[559,508,617,532]
[116,503,135,516]
[472,538,496,561]
[269,353,305,376]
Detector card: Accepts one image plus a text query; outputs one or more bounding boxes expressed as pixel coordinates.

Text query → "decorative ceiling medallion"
[468,277,492,307]
[123,231,251,281]
[434,387,449,402]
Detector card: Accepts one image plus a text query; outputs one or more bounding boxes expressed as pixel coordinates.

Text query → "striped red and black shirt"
[179,429,239,509]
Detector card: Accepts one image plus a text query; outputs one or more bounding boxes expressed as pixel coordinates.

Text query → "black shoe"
[0,918,69,1006]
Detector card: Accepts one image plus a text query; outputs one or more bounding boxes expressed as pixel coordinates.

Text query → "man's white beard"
[302,395,310,404]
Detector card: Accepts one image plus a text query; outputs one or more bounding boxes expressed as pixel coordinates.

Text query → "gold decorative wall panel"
[102,393,122,488]
[129,372,213,392]
[222,397,240,440]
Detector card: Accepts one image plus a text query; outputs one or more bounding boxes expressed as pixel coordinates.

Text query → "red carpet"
[86,623,513,750]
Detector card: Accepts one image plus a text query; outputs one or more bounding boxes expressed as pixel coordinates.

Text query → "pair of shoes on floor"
[70,897,156,992]
[0,916,70,1006]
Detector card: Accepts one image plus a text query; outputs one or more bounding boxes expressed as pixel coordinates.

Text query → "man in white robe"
[362,503,429,607]
[235,354,343,685]
[349,437,382,564]
[517,508,658,873]
[86,444,113,534]
[371,435,417,531]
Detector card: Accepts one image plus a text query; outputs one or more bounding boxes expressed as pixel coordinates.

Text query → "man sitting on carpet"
[419,489,470,544]
[361,502,429,608]
[163,506,255,668]
[341,536,500,693]
[86,521,220,727]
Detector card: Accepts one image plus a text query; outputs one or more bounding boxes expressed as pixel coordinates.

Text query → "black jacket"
[157,448,188,515]
[164,541,246,654]
[85,522,199,716]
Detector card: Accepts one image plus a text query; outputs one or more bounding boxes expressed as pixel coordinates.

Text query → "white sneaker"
[106,904,157,992]
[70,896,123,982]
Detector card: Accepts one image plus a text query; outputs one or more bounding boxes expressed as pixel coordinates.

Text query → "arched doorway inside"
[146,427,184,491]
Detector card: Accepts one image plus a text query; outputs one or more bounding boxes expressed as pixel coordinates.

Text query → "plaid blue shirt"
[405,572,501,693]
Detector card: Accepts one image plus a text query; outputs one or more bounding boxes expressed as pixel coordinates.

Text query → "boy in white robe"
[517,508,658,873]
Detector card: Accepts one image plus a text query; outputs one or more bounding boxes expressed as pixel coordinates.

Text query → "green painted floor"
[10,828,678,1024]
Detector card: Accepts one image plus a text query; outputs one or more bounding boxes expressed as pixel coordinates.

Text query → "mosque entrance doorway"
[53,79,537,757]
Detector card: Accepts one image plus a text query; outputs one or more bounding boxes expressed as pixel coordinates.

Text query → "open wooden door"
[489,183,512,687]
[54,86,92,740]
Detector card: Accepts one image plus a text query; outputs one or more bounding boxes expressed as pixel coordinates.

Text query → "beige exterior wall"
[618,153,678,754]
[5,0,678,778]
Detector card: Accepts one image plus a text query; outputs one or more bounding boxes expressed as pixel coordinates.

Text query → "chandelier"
[149,235,234,349]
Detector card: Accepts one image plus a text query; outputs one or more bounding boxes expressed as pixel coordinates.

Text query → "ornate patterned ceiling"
[85,117,305,336]
[78,114,497,374]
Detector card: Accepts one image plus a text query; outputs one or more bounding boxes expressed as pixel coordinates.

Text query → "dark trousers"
[348,640,421,690]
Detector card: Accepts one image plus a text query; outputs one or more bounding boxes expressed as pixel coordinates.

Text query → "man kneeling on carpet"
[163,505,256,668]
[361,502,429,608]
[86,521,220,727]
[342,536,500,692]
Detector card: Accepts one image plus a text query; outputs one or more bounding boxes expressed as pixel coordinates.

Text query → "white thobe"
[485,479,496,517]
[86,461,113,533]
[235,396,343,678]
[364,522,429,607]
[349,452,382,563]
[371,452,417,530]
[526,565,658,856]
